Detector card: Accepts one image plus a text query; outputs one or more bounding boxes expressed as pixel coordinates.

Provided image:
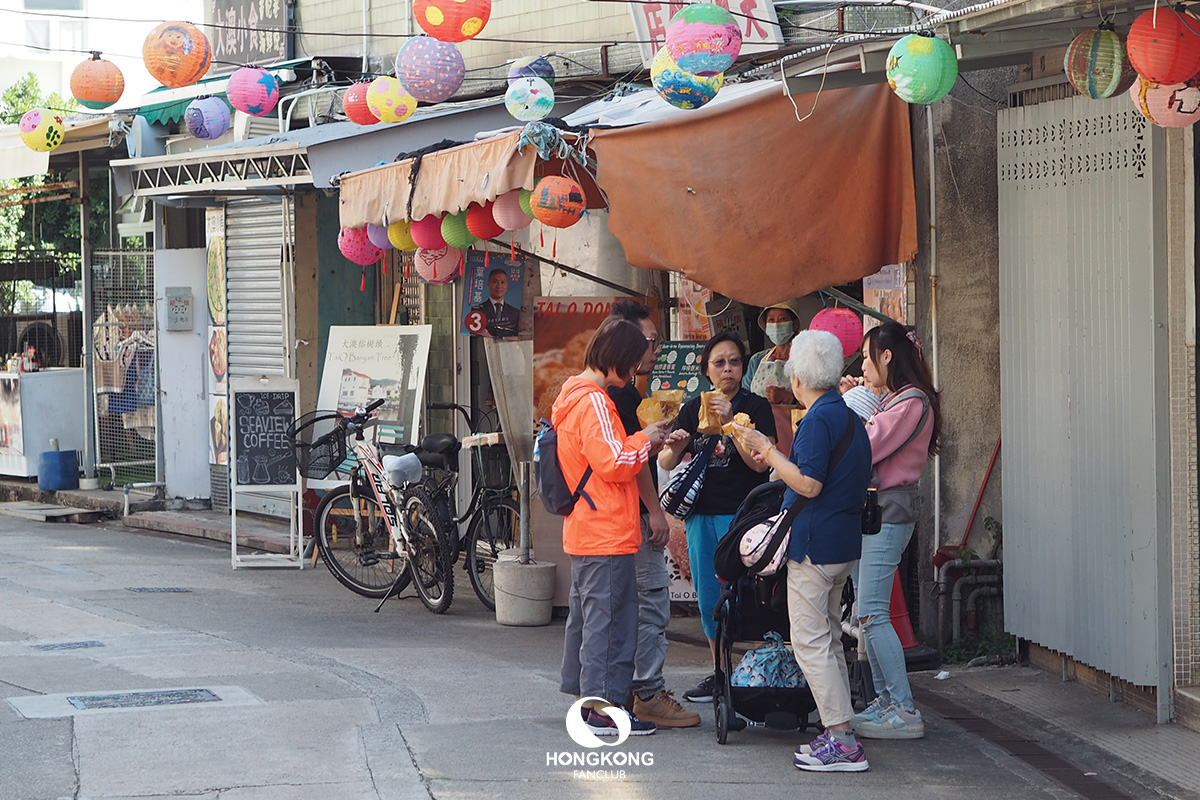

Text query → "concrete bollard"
[494,554,557,627]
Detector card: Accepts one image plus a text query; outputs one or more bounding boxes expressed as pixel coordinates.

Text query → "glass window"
[24,0,83,10]
[59,19,84,51]
[24,20,49,50]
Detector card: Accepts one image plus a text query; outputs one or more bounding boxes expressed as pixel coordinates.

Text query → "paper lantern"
[809,308,863,359]
[1127,7,1200,87]
[387,220,419,251]
[493,189,533,231]
[396,36,465,104]
[339,227,383,265]
[342,82,378,125]
[886,34,958,104]
[530,176,586,228]
[441,209,479,248]
[367,223,393,250]
[1063,29,1137,100]
[414,246,463,284]
[18,109,63,153]
[651,47,723,109]
[411,214,447,249]
[413,0,491,42]
[143,22,212,88]
[1129,75,1200,127]
[184,96,230,140]
[518,188,533,217]
[227,66,279,117]
[665,3,742,77]
[508,56,555,86]
[366,76,417,123]
[465,201,505,240]
[505,76,554,121]
[70,53,124,109]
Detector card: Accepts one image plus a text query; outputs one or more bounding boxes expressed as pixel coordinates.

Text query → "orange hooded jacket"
[551,375,651,556]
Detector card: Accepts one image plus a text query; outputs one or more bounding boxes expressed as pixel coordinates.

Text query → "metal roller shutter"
[225,198,293,378]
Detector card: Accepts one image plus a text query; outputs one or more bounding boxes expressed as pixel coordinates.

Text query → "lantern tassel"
[510,235,516,258]
[485,249,490,269]
[382,254,387,276]
[540,226,544,248]
[552,231,557,259]
[360,265,366,292]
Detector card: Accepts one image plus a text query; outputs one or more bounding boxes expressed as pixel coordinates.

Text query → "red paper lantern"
[809,308,863,359]
[338,226,383,266]
[342,82,378,125]
[1127,7,1200,86]
[413,0,491,42]
[143,21,212,88]
[465,201,505,240]
[70,53,124,109]
[410,214,447,249]
[530,176,586,228]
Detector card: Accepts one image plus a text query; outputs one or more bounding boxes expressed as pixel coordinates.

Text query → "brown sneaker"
[633,691,701,728]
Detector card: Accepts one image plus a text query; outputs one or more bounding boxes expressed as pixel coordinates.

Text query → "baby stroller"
[712,481,821,744]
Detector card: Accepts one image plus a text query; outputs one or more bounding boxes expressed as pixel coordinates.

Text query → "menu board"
[230,378,298,489]
[646,341,705,400]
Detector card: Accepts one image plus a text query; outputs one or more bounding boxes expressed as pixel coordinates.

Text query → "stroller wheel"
[715,696,728,744]
[850,658,877,709]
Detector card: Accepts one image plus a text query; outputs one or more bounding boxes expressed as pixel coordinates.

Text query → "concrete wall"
[911,68,1015,639]
[155,247,210,499]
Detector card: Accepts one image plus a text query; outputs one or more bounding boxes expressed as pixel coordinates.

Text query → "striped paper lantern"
[1065,28,1137,100]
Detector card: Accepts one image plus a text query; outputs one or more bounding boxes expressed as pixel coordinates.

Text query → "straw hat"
[756,295,825,332]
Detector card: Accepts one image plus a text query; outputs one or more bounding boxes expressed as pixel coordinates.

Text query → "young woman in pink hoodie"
[839,321,941,740]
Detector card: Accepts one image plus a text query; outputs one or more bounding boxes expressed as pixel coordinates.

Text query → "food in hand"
[636,389,685,427]
[697,390,722,434]
[721,412,753,437]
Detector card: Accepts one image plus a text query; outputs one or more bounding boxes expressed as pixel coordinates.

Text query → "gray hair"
[785,330,844,391]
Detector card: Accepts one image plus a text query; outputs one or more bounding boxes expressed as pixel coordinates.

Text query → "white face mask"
[765,321,794,346]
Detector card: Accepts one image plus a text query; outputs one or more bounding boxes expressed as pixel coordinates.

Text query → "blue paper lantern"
[184,96,230,140]
[507,55,555,86]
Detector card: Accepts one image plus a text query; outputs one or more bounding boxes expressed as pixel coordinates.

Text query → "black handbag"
[862,488,881,535]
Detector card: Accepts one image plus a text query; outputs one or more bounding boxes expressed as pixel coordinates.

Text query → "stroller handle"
[741,480,788,506]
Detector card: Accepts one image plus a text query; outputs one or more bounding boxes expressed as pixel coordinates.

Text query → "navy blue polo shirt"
[782,390,872,565]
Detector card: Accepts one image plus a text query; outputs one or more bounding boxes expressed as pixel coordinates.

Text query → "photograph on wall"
[209,393,228,466]
[0,376,22,456]
[207,326,227,395]
[863,263,905,332]
[205,209,226,326]
[461,252,525,339]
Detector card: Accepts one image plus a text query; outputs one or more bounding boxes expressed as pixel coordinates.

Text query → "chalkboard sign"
[646,341,706,400]
[230,379,299,489]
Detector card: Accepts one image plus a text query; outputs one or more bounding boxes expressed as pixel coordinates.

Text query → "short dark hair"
[584,317,647,379]
[609,298,651,324]
[488,268,507,279]
[699,331,748,379]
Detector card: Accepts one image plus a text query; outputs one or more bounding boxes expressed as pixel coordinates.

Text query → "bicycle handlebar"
[427,401,473,430]
[364,397,386,415]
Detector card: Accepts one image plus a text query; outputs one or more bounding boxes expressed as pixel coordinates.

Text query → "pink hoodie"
[865,387,934,490]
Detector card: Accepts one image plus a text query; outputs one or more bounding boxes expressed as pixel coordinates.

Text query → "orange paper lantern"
[530,176,586,228]
[70,53,124,109]
[1126,7,1200,86]
[413,0,491,42]
[143,22,212,88]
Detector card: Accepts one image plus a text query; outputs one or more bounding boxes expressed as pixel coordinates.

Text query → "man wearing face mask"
[743,297,824,405]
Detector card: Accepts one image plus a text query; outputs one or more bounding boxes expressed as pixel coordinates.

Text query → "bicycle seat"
[420,433,461,456]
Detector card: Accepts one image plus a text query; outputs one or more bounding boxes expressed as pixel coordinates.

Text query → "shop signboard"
[705,298,749,345]
[628,0,783,67]
[206,0,291,70]
[462,252,525,339]
[646,340,705,399]
[532,296,620,423]
[863,263,906,332]
[230,380,298,488]
[678,277,711,341]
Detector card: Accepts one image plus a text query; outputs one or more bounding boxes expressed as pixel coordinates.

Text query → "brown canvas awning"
[590,83,918,306]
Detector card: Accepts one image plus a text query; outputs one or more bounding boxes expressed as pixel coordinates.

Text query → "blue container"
[38,450,79,492]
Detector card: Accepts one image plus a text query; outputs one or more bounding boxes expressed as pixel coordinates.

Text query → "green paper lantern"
[518,188,533,217]
[441,209,478,248]
[886,34,958,104]
[1064,28,1136,100]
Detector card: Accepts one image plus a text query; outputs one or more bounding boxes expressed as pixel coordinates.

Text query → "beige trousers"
[786,556,855,728]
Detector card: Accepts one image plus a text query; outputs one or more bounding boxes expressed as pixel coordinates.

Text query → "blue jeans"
[684,513,735,641]
[851,521,916,711]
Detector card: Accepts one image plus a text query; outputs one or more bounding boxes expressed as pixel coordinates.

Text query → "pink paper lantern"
[338,226,383,265]
[809,307,863,359]
[410,214,447,249]
[414,245,463,284]
[396,36,465,104]
[366,223,393,250]
[227,66,279,117]
[465,201,505,240]
[492,189,533,230]
[1128,74,1200,127]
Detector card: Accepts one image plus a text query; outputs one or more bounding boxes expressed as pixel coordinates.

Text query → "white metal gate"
[225,198,294,378]
[998,96,1172,692]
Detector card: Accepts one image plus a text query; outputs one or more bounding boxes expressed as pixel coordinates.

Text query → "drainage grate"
[33,641,105,651]
[67,688,221,710]
[125,587,192,593]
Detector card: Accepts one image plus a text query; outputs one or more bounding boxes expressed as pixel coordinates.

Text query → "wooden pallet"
[0,501,104,524]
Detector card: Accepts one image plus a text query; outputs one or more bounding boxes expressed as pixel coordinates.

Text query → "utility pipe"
[964,586,1000,634]
[952,575,1000,642]
[361,0,369,75]
[926,104,941,556]
[936,557,1002,647]
[79,151,96,478]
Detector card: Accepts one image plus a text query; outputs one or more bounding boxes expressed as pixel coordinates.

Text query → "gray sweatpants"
[560,553,638,705]
[631,515,671,700]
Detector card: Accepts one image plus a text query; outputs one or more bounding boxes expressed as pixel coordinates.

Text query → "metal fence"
[91,249,157,486]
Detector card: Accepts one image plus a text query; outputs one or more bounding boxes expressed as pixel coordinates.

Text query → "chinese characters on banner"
[461,252,525,339]
[207,0,290,69]
[628,0,783,67]
[862,263,906,333]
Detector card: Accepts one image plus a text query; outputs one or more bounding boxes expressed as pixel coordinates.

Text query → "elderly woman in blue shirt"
[734,329,873,773]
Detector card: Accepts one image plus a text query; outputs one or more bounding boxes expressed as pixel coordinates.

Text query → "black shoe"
[683,674,715,703]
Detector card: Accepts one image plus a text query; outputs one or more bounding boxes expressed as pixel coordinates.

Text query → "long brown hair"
[863,322,941,456]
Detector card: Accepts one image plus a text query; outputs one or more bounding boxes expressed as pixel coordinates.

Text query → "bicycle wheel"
[315,485,411,598]
[402,485,454,614]
[465,495,519,610]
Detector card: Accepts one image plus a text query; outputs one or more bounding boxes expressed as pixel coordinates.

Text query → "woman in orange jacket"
[554,317,669,737]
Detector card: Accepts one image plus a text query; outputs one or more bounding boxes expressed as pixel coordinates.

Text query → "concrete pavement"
[0,514,1197,800]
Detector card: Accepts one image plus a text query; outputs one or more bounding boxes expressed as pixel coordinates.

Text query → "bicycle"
[408,401,519,611]
[288,399,455,614]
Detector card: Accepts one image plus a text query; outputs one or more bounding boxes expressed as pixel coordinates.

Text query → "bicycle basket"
[287,410,348,480]
[475,443,513,491]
